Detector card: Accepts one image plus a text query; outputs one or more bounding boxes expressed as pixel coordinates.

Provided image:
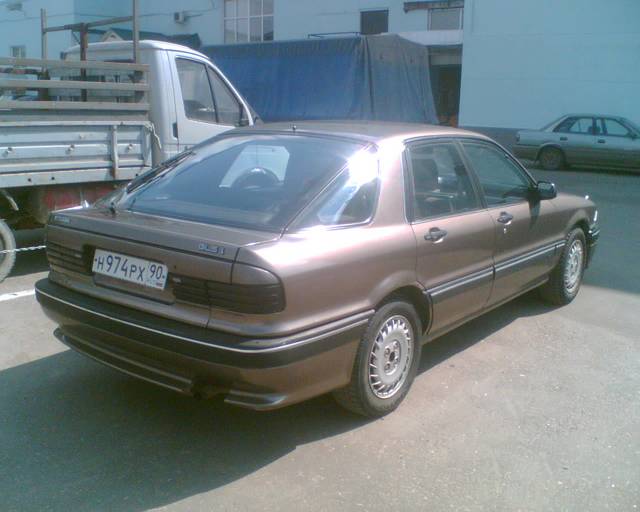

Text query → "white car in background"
[513,114,640,171]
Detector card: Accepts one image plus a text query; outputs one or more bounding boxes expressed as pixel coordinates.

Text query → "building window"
[360,10,389,35]
[10,45,26,58]
[224,0,274,43]
[428,7,463,30]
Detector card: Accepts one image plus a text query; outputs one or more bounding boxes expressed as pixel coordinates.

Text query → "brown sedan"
[36,122,599,417]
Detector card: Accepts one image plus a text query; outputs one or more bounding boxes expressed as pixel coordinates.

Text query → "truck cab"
[63,40,256,162]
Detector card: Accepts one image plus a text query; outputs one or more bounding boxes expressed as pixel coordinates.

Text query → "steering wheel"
[231,167,280,190]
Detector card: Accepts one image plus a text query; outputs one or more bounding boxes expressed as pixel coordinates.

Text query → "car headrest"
[414,158,439,191]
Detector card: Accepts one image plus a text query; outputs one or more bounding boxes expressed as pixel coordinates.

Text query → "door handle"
[559,136,568,141]
[597,139,606,144]
[497,212,514,225]
[424,227,447,243]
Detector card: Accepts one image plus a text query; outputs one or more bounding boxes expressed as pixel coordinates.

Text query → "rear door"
[596,118,638,168]
[553,116,598,165]
[171,54,249,150]
[406,139,495,336]
[459,140,563,306]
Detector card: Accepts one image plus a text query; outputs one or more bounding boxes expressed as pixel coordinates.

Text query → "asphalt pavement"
[0,167,638,512]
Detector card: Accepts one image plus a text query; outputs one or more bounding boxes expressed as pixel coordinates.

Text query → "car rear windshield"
[122,134,366,232]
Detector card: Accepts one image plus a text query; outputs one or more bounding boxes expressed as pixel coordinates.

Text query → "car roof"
[65,40,208,60]
[563,114,627,120]
[234,120,488,145]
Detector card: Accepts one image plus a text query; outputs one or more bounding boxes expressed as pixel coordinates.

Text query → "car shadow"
[0,290,555,511]
[0,349,370,511]
[418,291,553,374]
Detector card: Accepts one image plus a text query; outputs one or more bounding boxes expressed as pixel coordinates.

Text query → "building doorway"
[429,47,462,126]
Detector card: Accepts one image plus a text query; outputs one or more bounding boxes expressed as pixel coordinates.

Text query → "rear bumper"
[36,279,369,410]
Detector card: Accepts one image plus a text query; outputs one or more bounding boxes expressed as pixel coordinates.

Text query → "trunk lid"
[45,208,280,326]
[53,207,279,263]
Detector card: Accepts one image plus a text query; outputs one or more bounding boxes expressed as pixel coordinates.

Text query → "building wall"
[459,0,640,130]
[0,0,133,58]
[0,0,433,55]
[120,0,430,44]
[134,0,224,44]
[0,0,76,59]
[274,0,427,39]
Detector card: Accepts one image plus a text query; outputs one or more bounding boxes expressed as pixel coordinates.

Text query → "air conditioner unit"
[174,11,187,24]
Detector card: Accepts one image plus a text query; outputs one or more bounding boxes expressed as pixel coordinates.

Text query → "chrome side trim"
[37,288,372,355]
[430,267,494,303]
[426,239,565,301]
[495,241,562,276]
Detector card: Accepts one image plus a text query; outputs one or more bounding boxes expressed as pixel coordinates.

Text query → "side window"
[208,68,244,126]
[555,117,595,135]
[603,118,630,137]
[292,150,379,228]
[461,142,532,206]
[408,142,479,221]
[175,59,216,123]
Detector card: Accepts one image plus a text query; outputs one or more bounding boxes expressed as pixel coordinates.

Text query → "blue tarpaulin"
[202,35,437,124]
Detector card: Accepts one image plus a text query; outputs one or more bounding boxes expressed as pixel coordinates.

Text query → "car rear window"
[123,134,366,232]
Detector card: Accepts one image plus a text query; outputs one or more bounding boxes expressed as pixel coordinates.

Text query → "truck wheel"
[333,301,422,417]
[539,228,586,305]
[0,220,17,283]
[539,147,565,171]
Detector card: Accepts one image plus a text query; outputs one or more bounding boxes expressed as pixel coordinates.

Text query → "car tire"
[539,228,586,305]
[333,300,422,417]
[539,147,565,171]
[0,219,17,283]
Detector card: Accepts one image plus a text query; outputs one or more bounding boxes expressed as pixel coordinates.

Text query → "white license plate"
[92,249,168,290]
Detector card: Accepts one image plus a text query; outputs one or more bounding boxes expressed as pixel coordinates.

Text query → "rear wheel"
[0,219,17,283]
[539,228,586,305]
[333,301,422,417]
[539,147,565,171]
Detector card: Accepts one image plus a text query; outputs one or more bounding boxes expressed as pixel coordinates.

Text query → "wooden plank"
[0,79,149,92]
[0,57,148,72]
[0,100,149,111]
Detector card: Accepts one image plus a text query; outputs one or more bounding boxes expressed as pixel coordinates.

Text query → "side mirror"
[536,181,557,200]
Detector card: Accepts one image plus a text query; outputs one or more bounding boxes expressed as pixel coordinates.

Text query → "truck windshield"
[122,134,366,232]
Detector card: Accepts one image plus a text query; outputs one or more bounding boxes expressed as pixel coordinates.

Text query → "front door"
[406,140,495,336]
[172,56,247,150]
[460,140,562,306]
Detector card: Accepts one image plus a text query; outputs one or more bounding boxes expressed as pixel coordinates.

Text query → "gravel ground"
[0,167,638,512]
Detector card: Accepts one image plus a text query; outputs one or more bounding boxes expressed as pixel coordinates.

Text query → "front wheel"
[539,228,586,305]
[0,219,17,283]
[333,301,422,417]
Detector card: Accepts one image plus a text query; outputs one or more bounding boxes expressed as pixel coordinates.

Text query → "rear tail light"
[171,275,285,314]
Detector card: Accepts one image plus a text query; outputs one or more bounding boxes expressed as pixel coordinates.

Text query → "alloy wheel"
[368,315,414,399]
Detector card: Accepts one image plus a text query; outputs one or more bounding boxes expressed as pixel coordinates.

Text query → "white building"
[459,0,640,137]
[1,0,639,139]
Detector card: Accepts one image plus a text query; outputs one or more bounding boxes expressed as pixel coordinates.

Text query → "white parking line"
[0,289,35,302]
